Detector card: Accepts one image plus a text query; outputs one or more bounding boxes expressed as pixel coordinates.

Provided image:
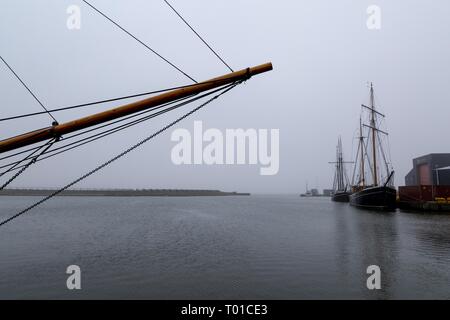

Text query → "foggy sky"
[0,0,449,193]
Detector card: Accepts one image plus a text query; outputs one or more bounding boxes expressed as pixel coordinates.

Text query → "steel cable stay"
[0,82,236,171]
[0,81,241,228]
[0,55,58,124]
[81,0,197,83]
[162,0,234,72]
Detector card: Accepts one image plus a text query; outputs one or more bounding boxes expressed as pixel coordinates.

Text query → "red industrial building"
[399,154,450,206]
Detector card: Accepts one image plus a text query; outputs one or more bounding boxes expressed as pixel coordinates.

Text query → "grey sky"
[0,0,449,193]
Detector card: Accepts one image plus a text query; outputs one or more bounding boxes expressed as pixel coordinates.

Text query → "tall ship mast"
[349,83,396,210]
[330,137,351,202]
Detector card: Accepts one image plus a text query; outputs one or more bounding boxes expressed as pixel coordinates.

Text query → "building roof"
[414,153,450,161]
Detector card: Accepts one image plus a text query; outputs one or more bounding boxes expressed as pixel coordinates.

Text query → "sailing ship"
[330,137,351,202]
[349,83,396,210]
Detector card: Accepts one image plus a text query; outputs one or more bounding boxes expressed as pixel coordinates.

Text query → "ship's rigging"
[351,84,394,189]
[330,137,350,193]
[0,1,273,227]
[329,137,352,202]
[348,83,396,210]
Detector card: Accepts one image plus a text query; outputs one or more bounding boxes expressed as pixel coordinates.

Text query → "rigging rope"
[81,0,197,83]
[0,138,56,191]
[0,55,58,124]
[377,131,391,184]
[0,81,240,228]
[162,0,234,72]
[0,139,55,178]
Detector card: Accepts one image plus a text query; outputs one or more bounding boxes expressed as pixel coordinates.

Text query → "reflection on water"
[0,195,449,299]
[334,205,400,299]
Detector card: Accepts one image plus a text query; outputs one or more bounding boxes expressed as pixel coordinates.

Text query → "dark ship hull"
[350,186,397,210]
[332,191,350,202]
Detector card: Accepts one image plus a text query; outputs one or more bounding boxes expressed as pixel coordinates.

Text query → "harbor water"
[0,195,449,299]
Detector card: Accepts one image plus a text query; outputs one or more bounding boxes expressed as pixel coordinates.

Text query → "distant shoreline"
[0,189,251,197]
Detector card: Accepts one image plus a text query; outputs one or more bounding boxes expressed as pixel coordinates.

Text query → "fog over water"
[0,1,449,193]
[1,196,449,299]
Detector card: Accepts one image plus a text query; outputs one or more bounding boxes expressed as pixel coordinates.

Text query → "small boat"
[330,137,351,202]
[300,182,313,197]
[349,83,396,210]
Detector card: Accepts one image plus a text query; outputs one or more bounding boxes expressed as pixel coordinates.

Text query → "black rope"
[162,0,234,72]
[0,138,56,191]
[81,0,197,83]
[0,139,55,178]
[0,55,58,124]
[0,82,240,228]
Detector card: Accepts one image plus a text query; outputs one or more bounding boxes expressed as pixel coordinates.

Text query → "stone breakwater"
[0,189,250,197]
